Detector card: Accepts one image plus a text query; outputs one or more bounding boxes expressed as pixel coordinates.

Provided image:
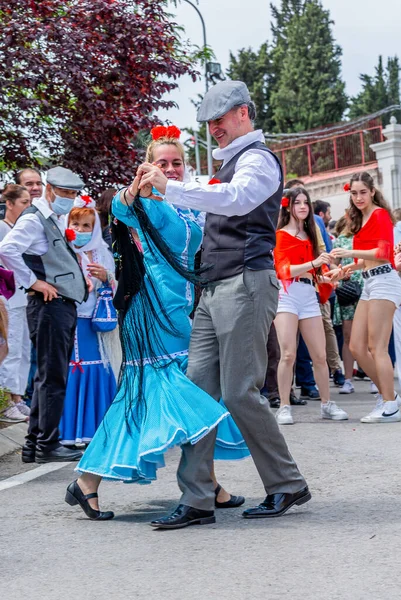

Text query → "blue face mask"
[73,231,93,247]
[51,194,74,215]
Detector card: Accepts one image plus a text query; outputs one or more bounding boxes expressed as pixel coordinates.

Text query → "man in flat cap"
[135,80,310,529]
[0,166,89,463]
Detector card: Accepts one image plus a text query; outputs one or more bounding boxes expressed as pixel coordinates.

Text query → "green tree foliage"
[225,0,347,134]
[269,0,303,98]
[349,56,400,121]
[270,0,348,132]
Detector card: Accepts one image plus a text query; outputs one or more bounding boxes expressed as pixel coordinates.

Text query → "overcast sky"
[158,0,401,133]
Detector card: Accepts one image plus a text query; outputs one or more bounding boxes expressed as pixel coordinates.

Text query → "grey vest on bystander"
[22,205,88,303]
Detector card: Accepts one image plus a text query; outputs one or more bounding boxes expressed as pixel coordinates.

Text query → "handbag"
[91,284,118,332]
[335,279,362,306]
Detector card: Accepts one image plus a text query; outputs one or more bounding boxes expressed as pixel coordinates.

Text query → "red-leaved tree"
[0,0,198,193]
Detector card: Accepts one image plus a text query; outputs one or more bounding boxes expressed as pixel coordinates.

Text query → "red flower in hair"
[65,228,76,242]
[281,197,290,208]
[150,125,181,141]
[208,178,221,185]
[343,182,351,192]
[151,126,167,140]
[166,125,181,139]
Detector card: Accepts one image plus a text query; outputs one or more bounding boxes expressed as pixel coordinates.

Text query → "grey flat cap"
[46,166,84,190]
[197,80,251,122]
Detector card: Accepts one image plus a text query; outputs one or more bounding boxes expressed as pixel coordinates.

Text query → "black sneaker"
[333,369,345,386]
[268,396,280,409]
[354,368,369,380]
[290,392,307,405]
[299,387,320,400]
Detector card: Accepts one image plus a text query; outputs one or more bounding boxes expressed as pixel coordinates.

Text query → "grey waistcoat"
[201,141,283,282]
[22,205,88,304]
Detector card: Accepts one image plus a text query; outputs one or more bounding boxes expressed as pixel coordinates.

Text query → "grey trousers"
[177,268,307,510]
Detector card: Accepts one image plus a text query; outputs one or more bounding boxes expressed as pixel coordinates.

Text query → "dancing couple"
[65,80,310,528]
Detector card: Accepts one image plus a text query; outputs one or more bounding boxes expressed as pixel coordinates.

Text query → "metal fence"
[270,122,383,181]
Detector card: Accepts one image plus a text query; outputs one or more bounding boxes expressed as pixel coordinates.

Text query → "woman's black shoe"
[214,484,245,509]
[65,480,114,521]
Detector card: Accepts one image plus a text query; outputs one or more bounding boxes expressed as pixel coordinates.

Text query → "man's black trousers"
[26,295,77,452]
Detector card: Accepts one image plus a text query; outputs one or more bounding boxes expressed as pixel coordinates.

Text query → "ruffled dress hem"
[76,411,229,483]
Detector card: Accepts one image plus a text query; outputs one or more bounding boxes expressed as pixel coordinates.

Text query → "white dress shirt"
[0,196,65,290]
[166,129,281,217]
[0,221,28,308]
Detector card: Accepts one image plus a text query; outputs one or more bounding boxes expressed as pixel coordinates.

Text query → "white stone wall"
[371,118,401,210]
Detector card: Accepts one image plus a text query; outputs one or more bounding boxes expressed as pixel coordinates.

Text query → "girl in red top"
[330,171,401,423]
[274,187,348,425]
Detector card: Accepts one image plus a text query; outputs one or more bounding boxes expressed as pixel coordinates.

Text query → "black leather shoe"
[35,445,83,463]
[65,480,114,521]
[214,484,245,509]
[21,445,35,463]
[150,504,215,529]
[290,392,307,406]
[242,486,311,519]
[268,396,280,409]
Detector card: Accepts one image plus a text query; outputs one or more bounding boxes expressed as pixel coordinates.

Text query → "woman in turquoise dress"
[65,127,248,520]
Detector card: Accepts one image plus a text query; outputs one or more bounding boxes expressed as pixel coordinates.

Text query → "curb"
[0,423,28,458]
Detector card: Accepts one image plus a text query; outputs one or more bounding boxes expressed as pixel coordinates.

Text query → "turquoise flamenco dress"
[76,194,249,484]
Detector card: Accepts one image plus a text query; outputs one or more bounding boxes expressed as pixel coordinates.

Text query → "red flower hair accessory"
[343,182,351,192]
[166,125,181,139]
[281,197,290,208]
[65,228,76,242]
[208,178,221,185]
[74,195,96,209]
[150,125,181,140]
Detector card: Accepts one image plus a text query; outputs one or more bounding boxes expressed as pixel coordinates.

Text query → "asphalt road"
[1,380,401,600]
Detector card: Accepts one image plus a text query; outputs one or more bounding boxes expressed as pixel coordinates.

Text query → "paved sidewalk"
[0,422,27,457]
[1,381,401,599]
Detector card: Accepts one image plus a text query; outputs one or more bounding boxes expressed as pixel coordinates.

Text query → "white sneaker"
[339,380,354,394]
[395,393,401,408]
[276,405,294,425]
[0,403,29,423]
[370,382,379,394]
[361,397,401,423]
[15,401,30,417]
[321,401,348,421]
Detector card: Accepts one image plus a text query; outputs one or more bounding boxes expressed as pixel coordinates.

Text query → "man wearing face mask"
[0,166,89,463]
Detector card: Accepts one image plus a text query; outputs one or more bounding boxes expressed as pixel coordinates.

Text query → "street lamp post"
[183,0,213,178]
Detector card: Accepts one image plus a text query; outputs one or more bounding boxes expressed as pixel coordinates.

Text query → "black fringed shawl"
[110,191,207,432]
